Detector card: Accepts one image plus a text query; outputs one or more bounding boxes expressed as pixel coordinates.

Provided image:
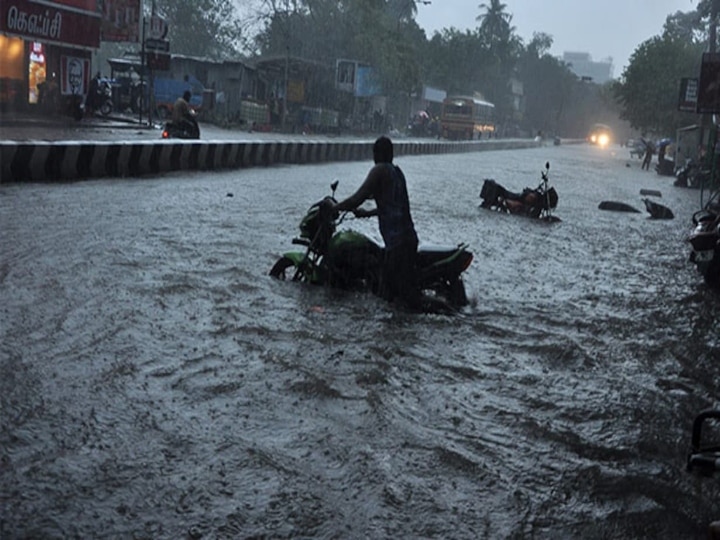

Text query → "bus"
[440,95,495,140]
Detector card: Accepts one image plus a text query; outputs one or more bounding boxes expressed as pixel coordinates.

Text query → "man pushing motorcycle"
[332,136,427,311]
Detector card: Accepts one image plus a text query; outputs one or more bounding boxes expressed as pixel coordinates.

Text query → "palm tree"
[387,0,418,22]
[476,0,514,46]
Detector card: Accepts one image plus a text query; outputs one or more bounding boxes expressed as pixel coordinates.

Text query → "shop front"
[0,0,100,114]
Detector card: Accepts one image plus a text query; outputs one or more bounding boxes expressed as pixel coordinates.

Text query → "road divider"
[1,138,542,183]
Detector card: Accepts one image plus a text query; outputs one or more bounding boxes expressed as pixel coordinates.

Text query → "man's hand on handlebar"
[353,207,376,218]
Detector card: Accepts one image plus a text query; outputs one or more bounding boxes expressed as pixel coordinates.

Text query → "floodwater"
[2,142,720,539]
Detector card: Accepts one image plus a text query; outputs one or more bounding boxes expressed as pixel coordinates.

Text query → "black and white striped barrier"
[0,139,541,183]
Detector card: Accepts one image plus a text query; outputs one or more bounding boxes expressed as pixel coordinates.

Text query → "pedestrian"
[86,72,101,116]
[641,139,655,170]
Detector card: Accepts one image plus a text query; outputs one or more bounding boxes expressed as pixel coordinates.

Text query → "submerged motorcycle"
[687,199,720,287]
[479,162,560,222]
[269,181,474,308]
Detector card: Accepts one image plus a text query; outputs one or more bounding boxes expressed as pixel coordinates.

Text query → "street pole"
[703,1,718,142]
[283,46,289,131]
[140,16,146,126]
[703,0,720,200]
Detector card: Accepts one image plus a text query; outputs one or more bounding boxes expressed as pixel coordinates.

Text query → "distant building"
[562,52,614,84]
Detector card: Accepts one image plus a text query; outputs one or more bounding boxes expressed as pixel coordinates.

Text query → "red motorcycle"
[479,162,560,222]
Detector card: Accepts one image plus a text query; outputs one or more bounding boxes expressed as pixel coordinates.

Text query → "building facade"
[1,0,104,114]
[562,52,614,84]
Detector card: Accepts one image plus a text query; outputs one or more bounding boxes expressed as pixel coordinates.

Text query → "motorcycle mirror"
[545,162,550,171]
[330,180,339,194]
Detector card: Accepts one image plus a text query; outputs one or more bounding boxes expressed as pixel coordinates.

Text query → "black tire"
[447,278,468,307]
[100,100,112,116]
[704,254,720,288]
[270,256,295,280]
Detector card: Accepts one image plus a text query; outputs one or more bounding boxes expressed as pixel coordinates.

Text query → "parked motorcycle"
[655,157,675,177]
[675,159,712,189]
[269,181,474,309]
[479,162,560,222]
[687,409,720,476]
[95,78,114,116]
[687,199,720,287]
[84,76,113,117]
[161,118,200,139]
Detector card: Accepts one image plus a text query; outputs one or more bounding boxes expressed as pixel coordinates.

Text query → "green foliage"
[154,0,242,59]
[255,0,426,98]
[158,0,711,138]
[613,34,703,134]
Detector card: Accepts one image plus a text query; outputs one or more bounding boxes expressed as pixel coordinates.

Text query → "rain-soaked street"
[2,141,720,539]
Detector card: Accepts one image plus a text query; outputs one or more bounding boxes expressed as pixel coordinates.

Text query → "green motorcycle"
[269,181,473,308]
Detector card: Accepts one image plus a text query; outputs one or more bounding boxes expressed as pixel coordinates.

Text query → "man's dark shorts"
[381,237,420,308]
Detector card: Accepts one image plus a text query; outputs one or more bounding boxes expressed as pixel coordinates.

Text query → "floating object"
[598,201,641,213]
[643,198,674,219]
[640,189,662,197]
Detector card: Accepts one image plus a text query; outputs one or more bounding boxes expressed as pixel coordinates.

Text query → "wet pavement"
[2,142,720,539]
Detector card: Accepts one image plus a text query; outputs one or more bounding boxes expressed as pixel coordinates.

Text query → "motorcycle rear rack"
[687,409,720,475]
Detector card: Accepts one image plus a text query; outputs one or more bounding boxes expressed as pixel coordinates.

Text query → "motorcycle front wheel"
[269,256,296,280]
[425,278,467,308]
[100,100,112,116]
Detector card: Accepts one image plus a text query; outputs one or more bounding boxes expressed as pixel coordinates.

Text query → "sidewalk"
[1,109,545,183]
[0,110,362,143]
[1,109,155,136]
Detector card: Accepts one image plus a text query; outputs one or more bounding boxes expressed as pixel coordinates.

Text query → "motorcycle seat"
[417,244,464,265]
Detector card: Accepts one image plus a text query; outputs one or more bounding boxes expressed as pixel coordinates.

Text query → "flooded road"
[2,142,720,539]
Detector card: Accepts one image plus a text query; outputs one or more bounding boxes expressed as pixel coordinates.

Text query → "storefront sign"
[678,78,698,113]
[1,0,101,48]
[145,38,169,52]
[28,41,46,104]
[698,53,720,114]
[100,0,141,43]
[336,60,356,94]
[60,54,89,95]
[147,51,169,71]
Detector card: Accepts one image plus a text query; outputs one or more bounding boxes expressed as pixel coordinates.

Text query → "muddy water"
[2,143,720,539]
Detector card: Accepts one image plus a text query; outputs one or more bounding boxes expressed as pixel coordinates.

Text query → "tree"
[154,0,243,59]
[476,0,521,131]
[252,0,427,117]
[386,0,418,22]
[476,0,513,50]
[613,33,703,135]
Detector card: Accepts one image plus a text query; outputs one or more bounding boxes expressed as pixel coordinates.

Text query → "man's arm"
[333,166,379,212]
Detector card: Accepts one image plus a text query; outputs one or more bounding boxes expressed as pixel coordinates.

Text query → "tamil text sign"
[1,0,101,48]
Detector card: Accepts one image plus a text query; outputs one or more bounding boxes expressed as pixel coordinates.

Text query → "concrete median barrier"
[0,138,541,183]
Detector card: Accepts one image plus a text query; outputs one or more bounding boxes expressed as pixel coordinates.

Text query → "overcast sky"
[414,0,699,77]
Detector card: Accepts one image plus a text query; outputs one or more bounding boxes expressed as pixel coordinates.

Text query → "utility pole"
[702,0,719,149]
[711,0,719,55]
[707,0,719,187]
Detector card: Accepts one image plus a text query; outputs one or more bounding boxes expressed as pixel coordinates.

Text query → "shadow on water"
[2,144,720,538]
